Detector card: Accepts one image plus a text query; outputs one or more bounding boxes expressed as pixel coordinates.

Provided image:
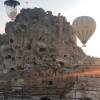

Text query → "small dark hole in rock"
[59,61,64,66]
[5,55,11,59]
[10,68,15,71]
[39,36,42,40]
[33,61,37,64]
[64,55,67,57]
[48,80,53,85]
[40,97,51,100]
[27,45,31,50]
[50,55,54,57]
[39,48,46,52]
[10,39,14,43]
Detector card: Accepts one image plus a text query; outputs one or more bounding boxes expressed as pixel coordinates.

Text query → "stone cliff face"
[0,8,96,95]
[4,8,94,72]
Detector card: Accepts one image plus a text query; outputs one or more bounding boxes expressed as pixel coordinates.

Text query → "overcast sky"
[0,0,100,57]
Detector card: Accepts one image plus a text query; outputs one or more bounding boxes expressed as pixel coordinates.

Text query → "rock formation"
[0,8,96,98]
[4,8,94,71]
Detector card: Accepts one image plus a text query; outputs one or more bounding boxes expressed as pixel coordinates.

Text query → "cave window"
[39,36,42,40]
[40,97,51,100]
[5,55,11,59]
[9,39,14,43]
[50,55,54,57]
[64,55,67,57]
[27,45,31,50]
[58,61,64,66]
[48,80,53,85]
[39,48,46,52]
[10,68,15,71]
[33,61,37,64]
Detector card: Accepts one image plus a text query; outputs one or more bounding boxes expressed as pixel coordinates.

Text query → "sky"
[0,0,100,57]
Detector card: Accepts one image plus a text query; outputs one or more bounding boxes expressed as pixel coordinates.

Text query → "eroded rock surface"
[3,8,94,72]
[0,8,96,95]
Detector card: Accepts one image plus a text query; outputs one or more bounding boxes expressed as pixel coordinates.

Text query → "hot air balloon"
[4,0,20,20]
[72,16,96,47]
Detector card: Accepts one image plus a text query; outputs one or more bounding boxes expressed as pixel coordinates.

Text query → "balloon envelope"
[5,5,17,20]
[72,16,96,47]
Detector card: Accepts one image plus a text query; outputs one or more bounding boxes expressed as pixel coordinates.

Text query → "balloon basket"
[82,44,86,47]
